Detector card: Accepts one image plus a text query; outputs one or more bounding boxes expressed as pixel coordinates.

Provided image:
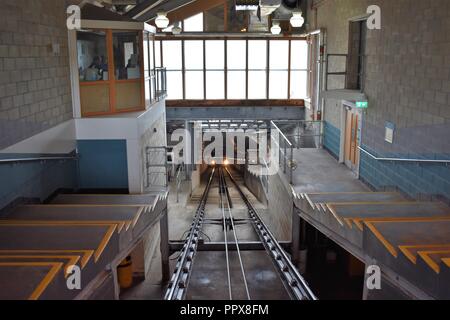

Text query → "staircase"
[0,192,168,300]
[294,191,450,299]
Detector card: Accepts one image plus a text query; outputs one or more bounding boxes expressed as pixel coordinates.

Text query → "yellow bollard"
[117,256,133,289]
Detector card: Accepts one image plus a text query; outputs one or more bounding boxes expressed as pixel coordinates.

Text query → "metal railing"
[145,146,168,189]
[275,120,323,149]
[359,147,450,165]
[0,152,78,165]
[155,67,167,100]
[175,164,185,203]
[271,121,294,184]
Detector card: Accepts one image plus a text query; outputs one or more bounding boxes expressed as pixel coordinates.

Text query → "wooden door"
[345,110,360,170]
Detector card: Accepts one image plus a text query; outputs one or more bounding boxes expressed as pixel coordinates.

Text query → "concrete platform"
[292,149,369,194]
[292,149,450,299]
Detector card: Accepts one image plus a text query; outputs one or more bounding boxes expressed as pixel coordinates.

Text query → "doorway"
[344,107,361,173]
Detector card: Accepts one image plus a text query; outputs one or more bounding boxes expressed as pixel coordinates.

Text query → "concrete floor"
[122,167,289,300]
[292,149,370,194]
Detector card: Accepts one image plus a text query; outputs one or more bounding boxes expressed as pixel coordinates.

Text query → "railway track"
[165,165,317,301]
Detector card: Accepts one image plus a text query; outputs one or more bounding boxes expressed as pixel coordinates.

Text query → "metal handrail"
[0,153,78,164]
[271,121,292,147]
[359,147,450,164]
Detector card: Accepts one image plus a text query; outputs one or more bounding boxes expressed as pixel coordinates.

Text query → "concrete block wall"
[0,0,72,150]
[308,0,450,198]
[0,158,77,211]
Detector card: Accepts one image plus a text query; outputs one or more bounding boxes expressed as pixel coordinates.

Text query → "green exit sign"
[356,101,368,108]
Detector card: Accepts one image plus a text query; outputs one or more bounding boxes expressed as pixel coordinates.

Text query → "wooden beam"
[166,99,305,107]
[167,0,227,24]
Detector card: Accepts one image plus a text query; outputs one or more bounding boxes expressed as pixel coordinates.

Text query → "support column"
[160,208,170,282]
[291,206,301,265]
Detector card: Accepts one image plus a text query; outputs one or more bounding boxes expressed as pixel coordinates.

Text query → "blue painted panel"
[323,121,341,159]
[359,145,450,199]
[77,140,129,190]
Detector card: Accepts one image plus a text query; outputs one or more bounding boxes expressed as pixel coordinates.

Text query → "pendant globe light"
[290,11,304,28]
[271,21,281,35]
[155,12,169,29]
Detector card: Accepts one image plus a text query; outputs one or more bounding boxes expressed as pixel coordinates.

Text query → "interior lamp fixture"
[290,11,305,28]
[172,22,182,35]
[271,22,281,35]
[155,12,169,29]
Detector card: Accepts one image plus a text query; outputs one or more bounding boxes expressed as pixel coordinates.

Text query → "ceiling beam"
[133,0,198,22]
[125,0,163,19]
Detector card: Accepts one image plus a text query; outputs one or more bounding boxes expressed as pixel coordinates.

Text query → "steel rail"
[224,167,317,300]
[219,167,251,300]
[218,167,233,300]
[164,167,216,300]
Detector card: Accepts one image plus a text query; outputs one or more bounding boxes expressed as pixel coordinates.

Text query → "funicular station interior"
[0,0,449,301]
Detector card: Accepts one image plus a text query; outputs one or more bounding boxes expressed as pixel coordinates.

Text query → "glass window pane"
[205,40,224,70]
[113,31,141,80]
[149,36,155,72]
[185,40,204,70]
[227,71,246,99]
[184,13,204,32]
[163,40,182,70]
[144,33,150,77]
[186,71,204,99]
[248,40,267,70]
[269,40,289,70]
[77,30,108,82]
[269,71,288,99]
[227,40,246,70]
[155,41,161,67]
[290,71,308,99]
[166,71,183,100]
[206,71,224,99]
[291,40,308,70]
[248,71,266,99]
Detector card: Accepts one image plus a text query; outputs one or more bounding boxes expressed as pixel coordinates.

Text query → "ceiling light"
[271,22,281,35]
[172,22,182,35]
[155,12,169,29]
[290,11,305,28]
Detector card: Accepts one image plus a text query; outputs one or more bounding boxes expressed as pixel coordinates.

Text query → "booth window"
[77,29,152,116]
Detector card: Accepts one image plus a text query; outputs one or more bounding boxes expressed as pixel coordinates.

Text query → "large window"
[227,40,246,99]
[269,40,289,99]
[248,40,267,99]
[158,37,308,101]
[205,40,225,99]
[163,40,183,99]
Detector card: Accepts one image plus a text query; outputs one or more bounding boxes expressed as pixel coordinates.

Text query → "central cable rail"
[219,167,251,300]
[165,165,316,300]
[224,167,317,300]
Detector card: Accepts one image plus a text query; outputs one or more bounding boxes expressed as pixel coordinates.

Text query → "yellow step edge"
[0,223,117,263]
[0,262,63,300]
[0,220,130,233]
[0,250,94,268]
[364,221,398,257]
[94,225,117,262]
[417,250,450,274]
[0,255,81,278]
[303,192,400,195]
[353,217,450,231]
[442,258,450,268]
[398,245,450,264]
